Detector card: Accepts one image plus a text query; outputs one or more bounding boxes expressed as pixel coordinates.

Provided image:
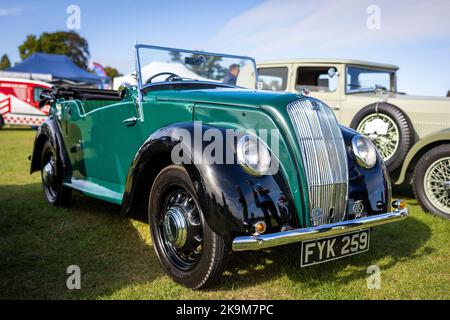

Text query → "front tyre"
[41,140,72,206]
[413,144,450,219]
[148,165,228,289]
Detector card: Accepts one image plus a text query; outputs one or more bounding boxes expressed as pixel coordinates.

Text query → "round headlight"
[237,135,271,176]
[352,135,377,169]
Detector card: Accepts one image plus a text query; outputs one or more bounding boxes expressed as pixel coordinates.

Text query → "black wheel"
[41,140,72,206]
[413,144,450,219]
[0,115,4,129]
[350,103,414,173]
[148,165,228,289]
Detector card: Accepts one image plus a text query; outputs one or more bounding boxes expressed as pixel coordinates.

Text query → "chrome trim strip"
[232,208,408,251]
[287,98,349,225]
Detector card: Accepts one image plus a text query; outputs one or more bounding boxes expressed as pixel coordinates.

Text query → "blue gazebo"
[8,53,105,86]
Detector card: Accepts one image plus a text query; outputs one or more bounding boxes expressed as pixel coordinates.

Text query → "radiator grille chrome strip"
[287,98,348,225]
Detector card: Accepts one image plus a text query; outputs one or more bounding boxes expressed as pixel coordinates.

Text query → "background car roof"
[258,59,399,70]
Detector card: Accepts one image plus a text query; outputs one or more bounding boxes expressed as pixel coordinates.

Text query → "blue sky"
[0,0,449,96]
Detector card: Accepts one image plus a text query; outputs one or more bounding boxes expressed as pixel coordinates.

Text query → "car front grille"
[287,98,348,226]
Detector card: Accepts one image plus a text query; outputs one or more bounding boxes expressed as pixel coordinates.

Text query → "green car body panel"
[30,45,409,289]
[53,88,311,225]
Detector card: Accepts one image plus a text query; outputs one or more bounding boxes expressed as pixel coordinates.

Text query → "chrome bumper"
[232,208,408,251]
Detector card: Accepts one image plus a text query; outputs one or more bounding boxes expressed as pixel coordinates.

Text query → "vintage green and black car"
[31,45,408,289]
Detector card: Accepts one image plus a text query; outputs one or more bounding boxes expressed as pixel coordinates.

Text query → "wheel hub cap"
[43,161,55,186]
[163,206,188,248]
[357,114,400,161]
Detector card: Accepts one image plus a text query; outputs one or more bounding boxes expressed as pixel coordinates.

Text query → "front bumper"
[232,208,408,251]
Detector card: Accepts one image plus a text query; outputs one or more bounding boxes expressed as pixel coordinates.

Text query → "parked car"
[31,45,408,288]
[257,59,450,218]
[0,77,51,128]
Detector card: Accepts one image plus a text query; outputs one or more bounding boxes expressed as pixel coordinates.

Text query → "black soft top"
[41,85,121,102]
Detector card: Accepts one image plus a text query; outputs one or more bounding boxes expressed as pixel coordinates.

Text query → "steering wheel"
[145,72,182,84]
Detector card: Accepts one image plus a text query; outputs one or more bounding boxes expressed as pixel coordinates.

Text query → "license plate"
[300,229,370,267]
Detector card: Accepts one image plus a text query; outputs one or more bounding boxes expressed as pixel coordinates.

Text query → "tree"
[18,31,90,69]
[103,66,122,79]
[0,54,11,70]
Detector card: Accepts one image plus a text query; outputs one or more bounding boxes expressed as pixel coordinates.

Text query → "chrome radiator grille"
[287,98,348,225]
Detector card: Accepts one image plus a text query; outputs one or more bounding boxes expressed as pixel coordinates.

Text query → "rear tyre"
[41,140,72,206]
[148,165,228,289]
[350,103,414,173]
[413,145,450,219]
[0,115,4,129]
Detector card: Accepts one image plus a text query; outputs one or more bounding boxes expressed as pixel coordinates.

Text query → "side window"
[257,67,288,91]
[33,87,44,102]
[296,67,338,93]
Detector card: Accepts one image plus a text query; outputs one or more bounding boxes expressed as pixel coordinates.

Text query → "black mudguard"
[30,116,72,181]
[122,122,298,242]
[341,126,392,217]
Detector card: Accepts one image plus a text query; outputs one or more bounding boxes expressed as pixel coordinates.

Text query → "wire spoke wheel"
[356,113,400,161]
[424,157,450,215]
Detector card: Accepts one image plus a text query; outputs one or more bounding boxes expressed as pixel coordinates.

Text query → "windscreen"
[135,45,257,89]
[346,66,396,93]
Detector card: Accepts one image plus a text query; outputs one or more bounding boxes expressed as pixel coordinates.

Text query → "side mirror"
[118,82,134,99]
[328,67,339,78]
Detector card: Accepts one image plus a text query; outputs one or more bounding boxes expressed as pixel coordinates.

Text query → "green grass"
[0,128,449,299]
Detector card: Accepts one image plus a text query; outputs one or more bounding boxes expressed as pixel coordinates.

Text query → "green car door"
[60,92,193,204]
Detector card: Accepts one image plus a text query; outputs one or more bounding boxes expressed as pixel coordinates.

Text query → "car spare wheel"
[350,103,414,173]
[413,144,450,219]
[148,165,228,289]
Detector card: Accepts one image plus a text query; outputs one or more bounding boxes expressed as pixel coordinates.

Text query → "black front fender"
[122,122,298,242]
[341,126,391,216]
[30,116,72,180]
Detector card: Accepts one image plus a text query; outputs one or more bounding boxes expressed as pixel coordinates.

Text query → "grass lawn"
[0,128,449,300]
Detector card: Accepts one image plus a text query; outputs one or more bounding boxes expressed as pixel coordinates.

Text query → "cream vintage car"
[257,59,450,219]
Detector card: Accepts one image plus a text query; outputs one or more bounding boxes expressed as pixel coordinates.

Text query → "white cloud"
[210,0,450,60]
[0,7,22,16]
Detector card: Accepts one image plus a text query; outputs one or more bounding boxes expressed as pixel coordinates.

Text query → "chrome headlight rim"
[352,135,377,169]
[236,134,271,176]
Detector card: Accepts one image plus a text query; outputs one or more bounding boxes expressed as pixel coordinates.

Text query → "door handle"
[123,117,138,127]
[332,105,340,111]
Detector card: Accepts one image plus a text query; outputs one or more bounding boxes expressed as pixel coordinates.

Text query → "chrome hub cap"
[163,206,188,248]
[158,188,203,270]
[357,114,400,161]
[42,151,58,201]
[42,161,55,187]
[424,157,450,215]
